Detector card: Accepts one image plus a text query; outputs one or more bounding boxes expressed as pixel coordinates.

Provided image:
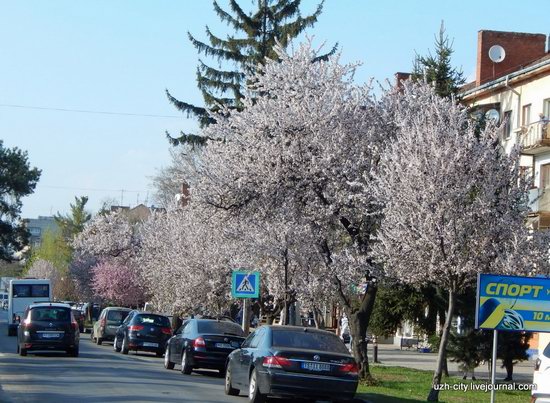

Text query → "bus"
[7,279,51,336]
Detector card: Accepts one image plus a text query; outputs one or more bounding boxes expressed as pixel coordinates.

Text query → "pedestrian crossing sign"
[231,271,260,298]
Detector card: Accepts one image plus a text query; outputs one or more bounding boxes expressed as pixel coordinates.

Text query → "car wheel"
[181,350,192,375]
[224,364,239,396]
[70,347,79,357]
[121,335,129,355]
[113,336,121,352]
[97,337,102,346]
[19,347,27,357]
[248,368,265,403]
[164,346,175,370]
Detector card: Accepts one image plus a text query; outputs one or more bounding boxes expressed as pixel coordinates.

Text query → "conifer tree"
[411,21,465,98]
[166,0,334,146]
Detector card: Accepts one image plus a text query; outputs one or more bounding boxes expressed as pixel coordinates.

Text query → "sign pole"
[490,329,498,403]
[242,298,250,335]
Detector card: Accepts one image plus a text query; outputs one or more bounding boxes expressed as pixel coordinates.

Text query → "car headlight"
[24,331,30,337]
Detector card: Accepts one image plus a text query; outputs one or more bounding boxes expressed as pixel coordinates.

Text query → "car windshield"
[135,314,170,327]
[197,321,244,336]
[272,329,350,354]
[30,307,71,322]
[107,310,129,325]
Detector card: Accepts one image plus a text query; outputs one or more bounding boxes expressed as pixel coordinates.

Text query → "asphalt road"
[0,310,244,403]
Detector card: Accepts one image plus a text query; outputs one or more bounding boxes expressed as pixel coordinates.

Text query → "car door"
[235,328,263,386]
[170,320,189,362]
[117,311,134,340]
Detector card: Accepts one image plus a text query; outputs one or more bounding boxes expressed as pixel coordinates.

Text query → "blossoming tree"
[372,82,550,401]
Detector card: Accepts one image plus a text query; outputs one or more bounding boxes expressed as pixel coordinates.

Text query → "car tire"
[181,350,192,375]
[70,347,79,357]
[113,336,121,352]
[164,346,175,370]
[121,335,129,355]
[248,368,265,403]
[19,347,27,357]
[224,364,239,396]
[97,337,102,346]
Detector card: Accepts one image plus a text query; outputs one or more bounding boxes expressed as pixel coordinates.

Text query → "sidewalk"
[363,343,534,383]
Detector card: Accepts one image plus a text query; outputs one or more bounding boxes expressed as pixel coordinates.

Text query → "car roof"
[28,302,71,309]
[103,307,132,311]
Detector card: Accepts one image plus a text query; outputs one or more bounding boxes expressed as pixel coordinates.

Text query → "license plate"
[301,362,331,371]
[42,333,61,339]
[143,342,158,347]
[215,343,232,349]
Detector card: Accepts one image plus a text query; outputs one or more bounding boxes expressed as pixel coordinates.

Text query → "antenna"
[488,45,506,63]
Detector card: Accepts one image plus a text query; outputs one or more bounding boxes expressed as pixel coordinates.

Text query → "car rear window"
[135,314,170,327]
[13,284,50,298]
[107,310,129,324]
[272,329,350,354]
[30,307,71,322]
[197,321,245,336]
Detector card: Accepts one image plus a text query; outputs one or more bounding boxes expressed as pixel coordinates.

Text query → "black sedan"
[225,325,358,403]
[17,302,80,357]
[164,318,245,375]
[114,311,172,356]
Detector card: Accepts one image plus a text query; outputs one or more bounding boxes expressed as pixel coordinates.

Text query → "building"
[23,216,59,248]
[460,30,550,356]
[110,204,166,223]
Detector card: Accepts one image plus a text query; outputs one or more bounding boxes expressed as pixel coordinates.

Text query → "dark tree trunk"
[427,288,456,401]
[347,281,378,381]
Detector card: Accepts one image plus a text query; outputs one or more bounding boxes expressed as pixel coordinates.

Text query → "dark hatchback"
[114,311,171,356]
[164,319,246,375]
[225,326,358,403]
[17,303,80,357]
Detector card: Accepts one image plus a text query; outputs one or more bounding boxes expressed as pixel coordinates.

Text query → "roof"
[101,306,132,311]
[266,325,337,335]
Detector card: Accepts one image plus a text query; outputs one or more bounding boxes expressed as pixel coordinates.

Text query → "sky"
[1,0,548,218]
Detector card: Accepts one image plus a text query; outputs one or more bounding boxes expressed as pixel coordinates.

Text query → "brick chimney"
[476,30,547,86]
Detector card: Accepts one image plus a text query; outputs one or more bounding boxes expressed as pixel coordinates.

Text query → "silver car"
[92,307,131,345]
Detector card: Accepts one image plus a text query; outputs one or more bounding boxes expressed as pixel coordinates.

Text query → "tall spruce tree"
[411,21,465,98]
[166,0,334,146]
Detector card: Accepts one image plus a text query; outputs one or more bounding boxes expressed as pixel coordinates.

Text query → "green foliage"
[167,0,335,145]
[54,196,92,242]
[26,229,71,276]
[0,140,41,261]
[370,282,426,337]
[411,21,465,99]
[447,330,484,371]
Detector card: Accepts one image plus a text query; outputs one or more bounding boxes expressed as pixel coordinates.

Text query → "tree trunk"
[348,281,378,382]
[427,288,456,401]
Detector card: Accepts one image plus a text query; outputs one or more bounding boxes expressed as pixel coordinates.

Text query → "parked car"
[71,308,85,333]
[225,325,358,402]
[92,307,131,345]
[16,302,80,357]
[164,318,246,375]
[113,311,171,356]
[533,341,550,402]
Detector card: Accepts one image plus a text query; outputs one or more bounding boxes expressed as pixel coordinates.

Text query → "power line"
[0,103,184,119]
[38,185,148,193]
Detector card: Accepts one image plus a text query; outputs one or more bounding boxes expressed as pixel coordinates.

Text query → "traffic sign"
[231,271,260,298]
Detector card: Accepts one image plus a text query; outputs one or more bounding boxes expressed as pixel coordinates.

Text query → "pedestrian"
[340,314,351,346]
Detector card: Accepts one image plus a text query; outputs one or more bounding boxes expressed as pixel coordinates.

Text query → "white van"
[7,279,51,336]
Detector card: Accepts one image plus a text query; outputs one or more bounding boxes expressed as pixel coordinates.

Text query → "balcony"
[520,120,550,155]
[528,187,550,230]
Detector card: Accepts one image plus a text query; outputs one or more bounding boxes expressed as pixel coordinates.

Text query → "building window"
[522,104,531,126]
[503,110,512,139]
[541,164,550,189]
[29,227,41,236]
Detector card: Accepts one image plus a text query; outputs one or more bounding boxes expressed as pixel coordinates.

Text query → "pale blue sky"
[1,0,548,217]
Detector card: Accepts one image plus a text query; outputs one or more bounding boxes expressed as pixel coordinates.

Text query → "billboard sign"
[476,273,550,332]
